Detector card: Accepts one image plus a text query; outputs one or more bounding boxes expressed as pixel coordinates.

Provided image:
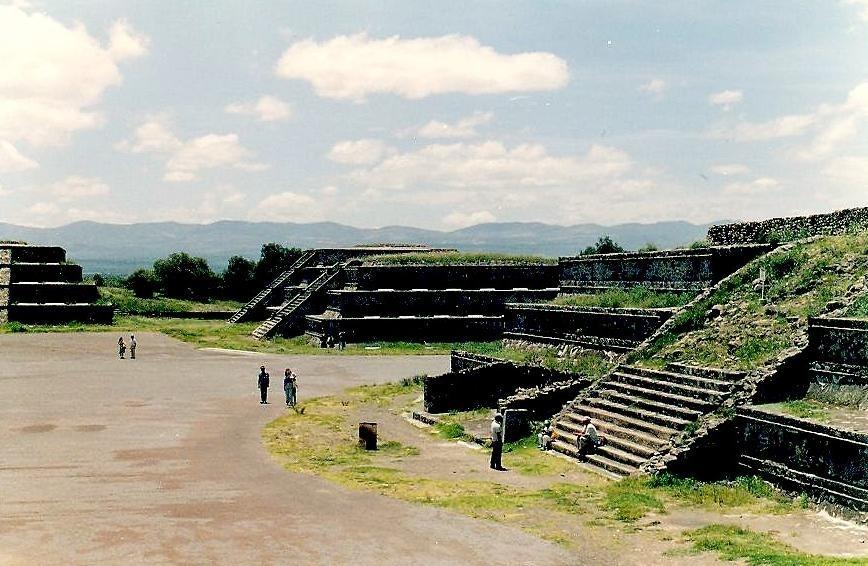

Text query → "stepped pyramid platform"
[0,243,112,324]
[551,363,745,476]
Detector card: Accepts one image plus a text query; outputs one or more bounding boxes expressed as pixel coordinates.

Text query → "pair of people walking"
[117,335,137,359]
[257,365,298,407]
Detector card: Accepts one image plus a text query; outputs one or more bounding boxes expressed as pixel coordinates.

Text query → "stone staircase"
[228,250,316,324]
[252,266,343,340]
[551,363,745,476]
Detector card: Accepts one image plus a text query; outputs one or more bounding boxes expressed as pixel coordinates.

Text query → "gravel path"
[0,332,580,565]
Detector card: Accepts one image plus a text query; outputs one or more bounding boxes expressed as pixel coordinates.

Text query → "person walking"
[117,337,126,359]
[490,413,505,471]
[257,365,270,404]
[283,368,297,408]
[129,335,137,360]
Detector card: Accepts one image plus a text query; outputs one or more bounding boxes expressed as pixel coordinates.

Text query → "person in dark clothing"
[337,331,346,350]
[490,413,505,471]
[258,365,270,404]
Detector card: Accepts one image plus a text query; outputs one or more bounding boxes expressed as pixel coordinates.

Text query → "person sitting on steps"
[576,416,602,461]
[538,420,553,451]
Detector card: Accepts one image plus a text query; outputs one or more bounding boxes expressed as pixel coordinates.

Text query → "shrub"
[222,255,256,300]
[125,269,158,298]
[253,243,302,286]
[153,253,218,300]
[581,235,625,255]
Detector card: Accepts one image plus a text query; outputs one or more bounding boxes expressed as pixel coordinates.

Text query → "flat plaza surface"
[0,332,577,565]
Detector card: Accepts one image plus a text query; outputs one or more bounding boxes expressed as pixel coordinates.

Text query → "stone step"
[605,380,715,412]
[554,425,659,459]
[619,365,734,392]
[596,389,702,421]
[550,440,637,477]
[551,427,653,465]
[613,372,725,401]
[584,397,692,430]
[664,362,746,382]
[563,406,678,439]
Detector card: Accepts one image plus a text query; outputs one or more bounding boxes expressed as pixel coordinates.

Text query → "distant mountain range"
[0,220,715,274]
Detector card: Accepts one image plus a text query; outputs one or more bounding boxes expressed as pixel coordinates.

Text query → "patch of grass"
[552,287,696,310]
[99,286,241,313]
[781,399,831,421]
[684,524,866,565]
[605,477,666,522]
[734,336,791,368]
[503,435,577,476]
[491,345,614,377]
[434,421,467,439]
[362,251,557,266]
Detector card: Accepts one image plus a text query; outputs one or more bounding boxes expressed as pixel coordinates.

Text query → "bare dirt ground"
[0,332,580,565]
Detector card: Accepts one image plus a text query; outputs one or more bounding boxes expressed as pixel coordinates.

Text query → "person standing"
[538,420,553,451]
[490,413,505,471]
[129,335,137,360]
[117,337,126,359]
[337,331,346,351]
[258,365,270,404]
[283,368,297,408]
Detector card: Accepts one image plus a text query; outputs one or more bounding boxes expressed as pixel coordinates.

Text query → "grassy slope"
[633,233,868,371]
[551,287,696,309]
[99,287,242,313]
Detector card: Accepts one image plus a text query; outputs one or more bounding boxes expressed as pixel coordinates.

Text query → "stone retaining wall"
[558,245,769,292]
[305,314,503,342]
[504,304,672,352]
[325,288,559,317]
[736,406,868,510]
[352,264,559,290]
[708,207,868,246]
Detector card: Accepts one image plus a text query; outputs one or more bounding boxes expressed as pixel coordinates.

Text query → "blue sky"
[1,0,867,229]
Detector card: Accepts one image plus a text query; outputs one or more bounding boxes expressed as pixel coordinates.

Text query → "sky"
[1,0,867,230]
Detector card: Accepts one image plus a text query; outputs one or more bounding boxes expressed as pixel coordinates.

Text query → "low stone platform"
[305,314,504,342]
[736,405,868,511]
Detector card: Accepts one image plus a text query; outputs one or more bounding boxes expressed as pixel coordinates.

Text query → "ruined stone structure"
[708,206,868,246]
[736,317,868,510]
[0,243,112,324]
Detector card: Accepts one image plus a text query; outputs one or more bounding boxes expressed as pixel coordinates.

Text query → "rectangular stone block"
[0,249,9,264]
[0,268,9,285]
[0,307,7,324]
[0,286,8,307]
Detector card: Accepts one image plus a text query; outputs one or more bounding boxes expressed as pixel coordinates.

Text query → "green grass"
[552,287,696,309]
[434,421,468,439]
[633,233,868,370]
[781,399,831,421]
[98,286,241,314]
[683,524,867,565]
[362,251,557,266]
[492,345,614,377]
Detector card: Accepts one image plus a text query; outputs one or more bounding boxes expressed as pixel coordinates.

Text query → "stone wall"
[450,351,501,372]
[708,207,868,246]
[325,288,559,317]
[559,245,769,292]
[504,304,672,352]
[353,264,559,290]
[808,317,868,370]
[305,314,503,342]
[736,406,868,510]
[423,358,586,414]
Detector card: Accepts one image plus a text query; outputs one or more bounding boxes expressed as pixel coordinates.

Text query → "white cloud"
[416,111,493,139]
[639,79,667,100]
[119,120,267,181]
[709,89,743,110]
[275,33,569,101]
[46,175,110,201]
[0,5,149,147]
[822,155,868,185]
[844,0,868,21]
[251,191,329,221]
[442,210,496,228]
[0,140,38,172]
[107,19,150,61]
[225,95,292,122]
[709,113,817,141]
[328,138,394,165]
[348,141,632,190]
[710,163,750,176]
[722,176,781,195]
[320,185,339,195]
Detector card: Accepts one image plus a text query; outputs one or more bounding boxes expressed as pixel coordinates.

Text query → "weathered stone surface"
[708,206,868,245]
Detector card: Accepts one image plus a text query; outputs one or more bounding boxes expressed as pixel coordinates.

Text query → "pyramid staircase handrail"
[227,250,317,323]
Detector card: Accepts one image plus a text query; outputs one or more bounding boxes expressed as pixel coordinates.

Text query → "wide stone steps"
[555,419,665,453]
[553,426,658,460]
[596,389,702,421]
[563,406,679,439]
[612,371,725,401]
[551,440,639,476]
[228,251,316,324]
[604,380,715,412]
[620,365,734,392]
[583,397,691,429]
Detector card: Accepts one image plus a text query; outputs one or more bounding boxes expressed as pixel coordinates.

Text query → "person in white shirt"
[538,420,553,451]
[129,335,137,360]
[576,416,599,461]
[490,413,505,471]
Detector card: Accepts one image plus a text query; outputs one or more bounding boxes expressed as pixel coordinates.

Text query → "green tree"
[581,235,626,255]
[253,243,302,286]
[222,255,256,300]
[126,269,158,298]
[153,253,217,299]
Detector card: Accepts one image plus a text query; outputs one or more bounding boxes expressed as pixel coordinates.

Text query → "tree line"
[116,243,302,301]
